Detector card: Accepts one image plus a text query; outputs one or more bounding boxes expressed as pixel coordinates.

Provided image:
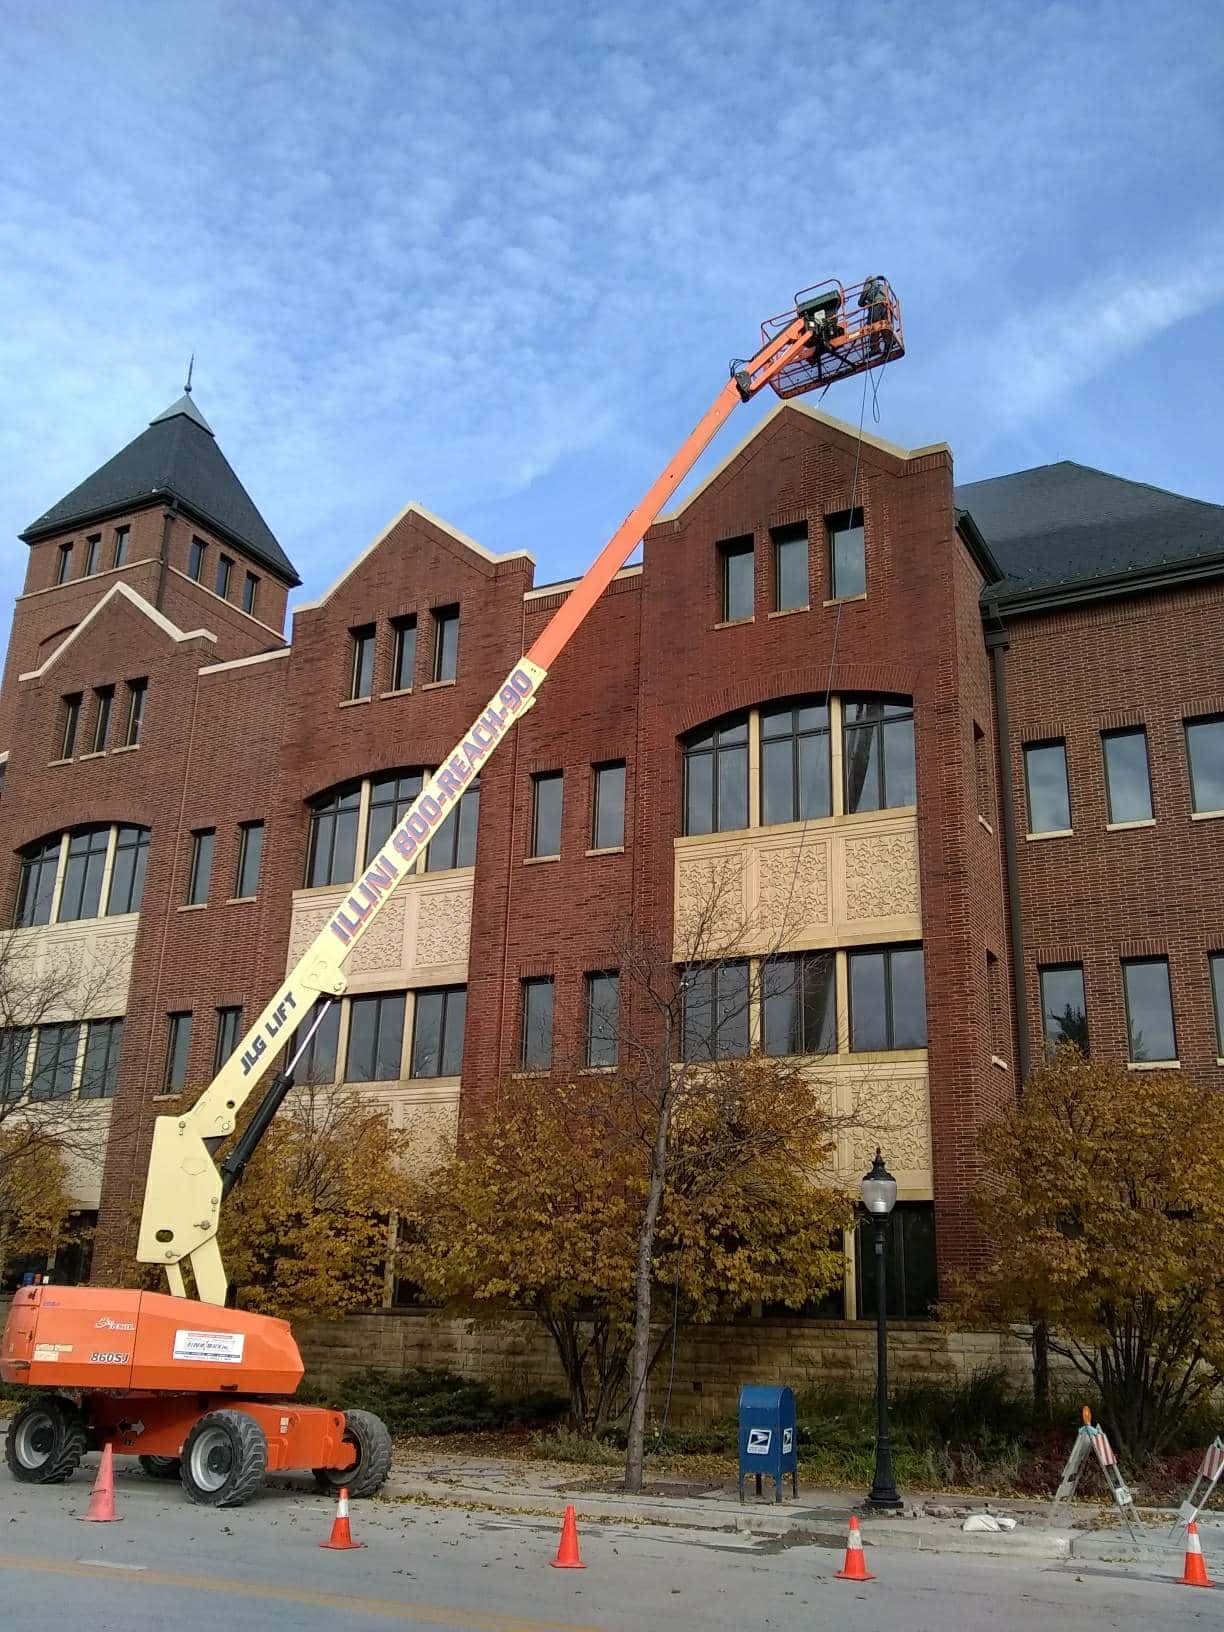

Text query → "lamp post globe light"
[862,1147,903,1511]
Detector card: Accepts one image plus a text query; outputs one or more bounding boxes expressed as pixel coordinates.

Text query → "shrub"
[298,1367,567,1437]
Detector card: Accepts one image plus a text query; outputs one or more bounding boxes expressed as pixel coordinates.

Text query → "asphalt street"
[0,1460,1219,1631]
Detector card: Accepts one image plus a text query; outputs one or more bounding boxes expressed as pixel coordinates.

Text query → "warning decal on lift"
[746,1428,772,1454]
[173,1329,245,1364]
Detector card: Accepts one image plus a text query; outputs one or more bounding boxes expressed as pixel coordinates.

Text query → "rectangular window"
[974,722,991,821]
[92,687,113,753]
[761,702,831,825]
[0,1027,32,1102]
[56,543,72,585]
[843,700,916,813]
[772,522,809,611]
[1024,740,1071,833]
[849,945,927,1051]
[683,715,749,835]
[591,762,625,850]
[828,508,866,599]
[1039,964,1088,1054]
[186,829,215,906]
[365,771,423,866]
[681,960,750,1061]
[60,693,82,759]
[426,781,479,871]
[215,553,233,598]
[80,1018,124,1100]
[856,1202,937,1319]
[763,952,836,1056]
[519,977,555,1071]
[432,606,460,682]
[1102,728,1153,824]
[719,536,754,622]
[1186,716,1224,814]
[411,986,467,1079]
[107,826,149,915]
[586,972,620,1068]
[188,537,206,581]
[306,784,360,887]
[986,950,1004,1059]
[531,772,563,858]
[16,838,59,928]
[346,992,406,1083]
[60,828,109,921]
[124,679,147,746]
[112,526,130,568]
[349,625,376,700]
[30,1023,80,1101]
[241,573,259,615]
[165,1013,192,1092]
[234,821,264,898]
[391,616,417,690]
[1122,957,1177,1063]
[213,1007,244,1072]
[83,535,101,576]
[292,998,341,1084]
[1211,954,1224,1057]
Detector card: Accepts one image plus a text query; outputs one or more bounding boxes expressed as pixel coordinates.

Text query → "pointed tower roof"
[21,394,300,586]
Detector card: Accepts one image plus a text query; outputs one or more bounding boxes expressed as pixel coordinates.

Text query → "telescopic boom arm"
[136,278,904,1306]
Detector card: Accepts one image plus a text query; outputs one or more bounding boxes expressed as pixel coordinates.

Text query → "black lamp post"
[861,1147,903,1511]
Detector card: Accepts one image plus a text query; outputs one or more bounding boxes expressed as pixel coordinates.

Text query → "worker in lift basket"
[858,275,891,355]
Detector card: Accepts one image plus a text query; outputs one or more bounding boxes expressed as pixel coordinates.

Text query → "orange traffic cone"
[834,1514,874,1581]
[1178,1521,1213,1588]
[550,1504,586,1569]
[78,1443,122,1523]
[319,1487,364,1550]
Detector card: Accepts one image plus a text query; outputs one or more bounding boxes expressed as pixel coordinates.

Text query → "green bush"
[298,1367,567,1437]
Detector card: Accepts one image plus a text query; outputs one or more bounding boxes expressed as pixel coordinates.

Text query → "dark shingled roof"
[22,395,300,586]
[955,461,1224,606]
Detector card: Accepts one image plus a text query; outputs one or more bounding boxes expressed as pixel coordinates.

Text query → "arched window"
[305,769,480,889]
[842,698,916,813]
[15,824,151,927]
[682,715,748,835]
[306,783,361,888]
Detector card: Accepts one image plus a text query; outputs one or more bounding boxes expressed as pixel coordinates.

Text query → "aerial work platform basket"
[760,277,904,398]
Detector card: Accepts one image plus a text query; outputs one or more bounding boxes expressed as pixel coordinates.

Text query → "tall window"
[15,838,59,927]
[215,554,233,599]
[1024,740,1071,833]
[108,825,150,915]
[681,961,750,1061]
[719,536,754,622]
[292,998,340,1084]
[763,952,835,1056]
[186,829,215,906]
[213,1007,244,1071]
[519,977,555,1071]
[92,686,113,753]
[1102,728,1152,824]
[30,1023,80,1100]
[165,1013,192,1091]
[856,1202,936,1319]
[586,972,619,1067]
[844,699,915,813]
[234,821,264,898]
[411,986,466,1078]
[60,693,82,759]
[1186,716,1224,815]
[433,606,460,682]
[83,535,101,576]
[828,509,866,599]
[188,537,206,581]
[56,543,72,585]
[1122,957,1176,1063]
[1039,964,1088,1054]
[772,522,809,611]
[306,784,360,887]
[392,616,417,690]
[81,1019,123,1100]
[112,526,130,568]
[365,771,423,865]
[60,828,110,921]
[1211,954,1224,1057]
[761,701,831,825]
[349,625,376,700]
[427,781,479,871]
[0,1028,32,1101]
[125,679,147,746]
[242,573,259,615]
[531,772,563,858]
[346,993,405,1083]
[973,722,991,820]
[848,945,927,1051]
[591,762,625,850]
[683,715,748,835]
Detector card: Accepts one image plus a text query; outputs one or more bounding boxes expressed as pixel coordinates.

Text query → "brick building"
[2,390,1223,1334]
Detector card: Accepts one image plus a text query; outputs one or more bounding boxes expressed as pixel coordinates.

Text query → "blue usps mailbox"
[738,1384,798,1503]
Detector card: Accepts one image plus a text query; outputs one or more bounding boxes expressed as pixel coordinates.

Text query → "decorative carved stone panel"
[414,888,472,970]
[757,841,830,942]
[843,830,920,921]
[674,851,746,960]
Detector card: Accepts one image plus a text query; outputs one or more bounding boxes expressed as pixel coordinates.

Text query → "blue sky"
[2,0,1223,644]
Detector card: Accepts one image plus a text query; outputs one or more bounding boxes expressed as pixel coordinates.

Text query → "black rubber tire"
[313,1408,393,1498]
[4,1397,87,1485]
[179,1410,267,1507]
[139,1454,182,1480]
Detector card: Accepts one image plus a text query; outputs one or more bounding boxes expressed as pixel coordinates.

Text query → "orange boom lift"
[3,279,903,1505]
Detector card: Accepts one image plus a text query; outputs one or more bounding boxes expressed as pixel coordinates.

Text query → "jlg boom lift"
[2,278,903,1506]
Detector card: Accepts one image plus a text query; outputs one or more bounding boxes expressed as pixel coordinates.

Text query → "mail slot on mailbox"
[738,1383,798,1503]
